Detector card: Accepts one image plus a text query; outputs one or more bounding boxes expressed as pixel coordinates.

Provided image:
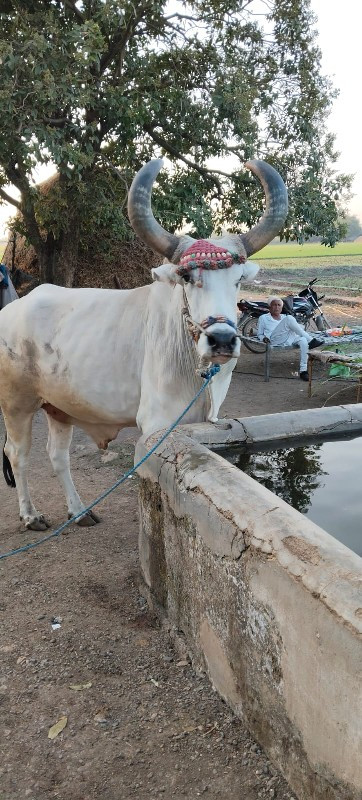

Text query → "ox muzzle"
[201,317,239,362]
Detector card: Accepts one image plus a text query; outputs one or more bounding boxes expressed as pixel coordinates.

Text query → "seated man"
[257,296,324,381]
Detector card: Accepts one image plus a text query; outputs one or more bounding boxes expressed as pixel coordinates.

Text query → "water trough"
[136,404,362,800]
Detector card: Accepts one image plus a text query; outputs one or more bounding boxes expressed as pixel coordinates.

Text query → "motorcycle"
[237,278,330,353]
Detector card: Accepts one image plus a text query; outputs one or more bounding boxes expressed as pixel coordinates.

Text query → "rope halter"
[183,311,237,342]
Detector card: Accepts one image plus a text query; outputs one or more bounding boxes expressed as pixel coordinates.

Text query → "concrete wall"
[136,405,362,800]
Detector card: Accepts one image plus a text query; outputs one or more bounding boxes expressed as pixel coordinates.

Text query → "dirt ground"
[1,302,361,800]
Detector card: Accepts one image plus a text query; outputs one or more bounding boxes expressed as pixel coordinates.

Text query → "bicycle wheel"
[240,316,266,353]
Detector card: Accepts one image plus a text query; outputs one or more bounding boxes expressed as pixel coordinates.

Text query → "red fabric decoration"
[176,240,246,281]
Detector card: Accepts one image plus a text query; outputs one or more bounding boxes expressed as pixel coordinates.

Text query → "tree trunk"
[38,216,80,287]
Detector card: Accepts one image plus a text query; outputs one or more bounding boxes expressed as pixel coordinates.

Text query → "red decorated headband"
[176,239,246,277]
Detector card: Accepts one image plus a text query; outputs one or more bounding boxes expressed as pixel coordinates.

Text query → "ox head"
[128,159,288,363]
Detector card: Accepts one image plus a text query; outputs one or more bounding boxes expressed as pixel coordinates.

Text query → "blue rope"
[0,364,220,562]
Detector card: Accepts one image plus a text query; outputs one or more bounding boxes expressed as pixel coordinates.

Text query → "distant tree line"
[343,214,362,241]
[288,214,362,244]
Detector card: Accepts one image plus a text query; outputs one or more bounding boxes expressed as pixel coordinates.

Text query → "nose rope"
[183,310,240,384]
[181,293,239,382]
[182,307,204,342]
[182,307,237,343]
[200,315,237,330]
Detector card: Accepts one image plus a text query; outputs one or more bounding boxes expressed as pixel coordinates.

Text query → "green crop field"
[251,242,362,260]
[247,242,362,292]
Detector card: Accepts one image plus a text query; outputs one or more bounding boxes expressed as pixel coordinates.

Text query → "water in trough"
[221,434,362,556]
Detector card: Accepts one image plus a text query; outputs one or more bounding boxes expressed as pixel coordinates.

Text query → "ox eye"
[183,274,191,284]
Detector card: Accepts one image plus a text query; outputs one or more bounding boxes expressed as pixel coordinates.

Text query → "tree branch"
[163,20,191,42]
[0,188,21,210]
[144,125,230,195]
[6,159,43,250]
[98,154,129,208]
[164,13,201,22]
[43,116,69,128]
[99,5,146,76]
[62,0,85,24]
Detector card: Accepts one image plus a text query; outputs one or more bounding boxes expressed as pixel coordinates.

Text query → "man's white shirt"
[257,313,285,341]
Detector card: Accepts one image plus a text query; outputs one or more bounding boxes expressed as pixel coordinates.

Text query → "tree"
[0,0,352,286]
[342,214,362,241]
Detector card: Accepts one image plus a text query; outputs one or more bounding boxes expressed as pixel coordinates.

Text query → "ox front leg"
[208,359,237,423]
[3,409,50,531]
[46,416,100,526]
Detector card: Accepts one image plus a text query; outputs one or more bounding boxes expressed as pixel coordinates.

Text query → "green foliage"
[0,0,353,284]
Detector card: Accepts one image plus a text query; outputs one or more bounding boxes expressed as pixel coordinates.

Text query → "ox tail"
[3,436,16,488]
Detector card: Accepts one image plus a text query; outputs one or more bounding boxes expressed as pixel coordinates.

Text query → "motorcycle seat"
[282,295,294,314]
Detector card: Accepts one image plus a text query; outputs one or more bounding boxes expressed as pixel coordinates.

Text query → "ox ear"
[152,263,178,284]
[241,261,260,281]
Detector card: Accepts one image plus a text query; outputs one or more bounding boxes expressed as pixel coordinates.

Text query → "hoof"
[76,509,101,527]
[24,515,51,531]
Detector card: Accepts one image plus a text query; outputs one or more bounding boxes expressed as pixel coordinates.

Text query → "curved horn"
[128,159,180,259]
[241,160,288,257]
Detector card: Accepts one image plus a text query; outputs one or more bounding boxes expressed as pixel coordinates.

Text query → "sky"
[310,0,362,221]
[0,0,361,238]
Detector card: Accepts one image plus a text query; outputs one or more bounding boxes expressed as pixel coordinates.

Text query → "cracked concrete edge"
[177,403,362,445]
[173,417,249,446]
[135,428,362,636]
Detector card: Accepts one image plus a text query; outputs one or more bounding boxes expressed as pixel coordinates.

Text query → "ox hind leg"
[2,408,50,531]
[45,415,100,526]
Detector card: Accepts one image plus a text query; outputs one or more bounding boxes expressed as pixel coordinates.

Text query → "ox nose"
[206,328,237,353]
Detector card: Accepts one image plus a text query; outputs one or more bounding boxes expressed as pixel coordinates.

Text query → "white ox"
[0,158,287,530]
